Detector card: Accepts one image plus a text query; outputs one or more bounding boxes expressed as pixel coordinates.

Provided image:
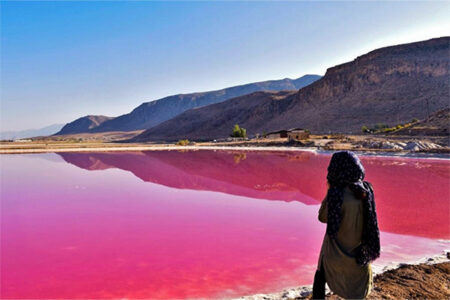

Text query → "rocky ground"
[320,135,449,153]
[1,134,449,156]
[241,254,450,300]
[206,134,450,155]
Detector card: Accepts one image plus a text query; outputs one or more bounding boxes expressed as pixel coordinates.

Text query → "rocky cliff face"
[267,37,449,133]
[56,115,113,135]
[134,37,449,141]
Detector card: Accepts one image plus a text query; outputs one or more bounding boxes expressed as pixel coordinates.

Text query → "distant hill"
[55,75,321,135]
[134,37,449,141]
[56,115,113,135]
[1,123,64,140]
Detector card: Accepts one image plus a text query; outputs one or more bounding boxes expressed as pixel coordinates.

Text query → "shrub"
[412,118,419,123]
[382,127,396,133]
[374,123,388,130]
[231,124,247,138]
[176,139,190,146]
[361,125,369,133]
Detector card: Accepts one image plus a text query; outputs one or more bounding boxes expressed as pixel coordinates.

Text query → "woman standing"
[313,151,380,299]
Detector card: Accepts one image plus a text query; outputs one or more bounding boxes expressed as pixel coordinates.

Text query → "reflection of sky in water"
[1,151,449,299]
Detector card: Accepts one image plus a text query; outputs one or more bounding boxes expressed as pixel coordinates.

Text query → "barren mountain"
[134,37,449,142]
[133,90,297,141]
[56,75,320,135]
[56,115,113,135]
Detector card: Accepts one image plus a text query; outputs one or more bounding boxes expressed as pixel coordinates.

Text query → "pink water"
[1,150,449,299]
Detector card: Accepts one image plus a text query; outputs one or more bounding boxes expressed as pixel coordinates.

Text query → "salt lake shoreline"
[2,145,449,298]
[239,252,450,300]
[1,144,449,160]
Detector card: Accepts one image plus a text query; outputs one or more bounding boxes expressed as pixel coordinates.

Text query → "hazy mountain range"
[55,75,321,135]
[134,37,449,141]
[1,123,64,140]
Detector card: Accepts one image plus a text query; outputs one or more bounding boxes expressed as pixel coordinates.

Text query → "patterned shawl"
[326,151,380,266]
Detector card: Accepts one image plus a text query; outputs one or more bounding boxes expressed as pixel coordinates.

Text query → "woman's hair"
[328,179,367,200]
[326,150,367,200]
[326,151,365,187]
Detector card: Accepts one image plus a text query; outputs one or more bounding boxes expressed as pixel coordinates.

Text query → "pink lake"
[1,150,449,299]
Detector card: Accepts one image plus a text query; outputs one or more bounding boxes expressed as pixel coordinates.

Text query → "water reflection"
[1,150,449,299]
[59,150,450,239]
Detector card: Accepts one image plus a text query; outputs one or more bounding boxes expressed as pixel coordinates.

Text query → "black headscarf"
[326,151,380,266]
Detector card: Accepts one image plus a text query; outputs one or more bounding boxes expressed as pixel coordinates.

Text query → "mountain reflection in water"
[59,150,449,239]
[1,150,448,299]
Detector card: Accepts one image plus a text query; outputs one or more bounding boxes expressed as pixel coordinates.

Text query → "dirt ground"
[367,262,449,299]
[242,261,449,300]
[322,262,450,299]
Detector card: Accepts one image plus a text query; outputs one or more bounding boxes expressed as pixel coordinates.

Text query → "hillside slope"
[394,108,449,136]
[91,74,320,132]
[55,75,320,136]
[56,115,113,135]
[133,91,297,141]
[134,37,449,141]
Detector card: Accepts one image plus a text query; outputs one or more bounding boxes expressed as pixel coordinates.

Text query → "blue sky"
[1,1,449,131]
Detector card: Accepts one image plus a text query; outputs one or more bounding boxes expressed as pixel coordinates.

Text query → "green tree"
[231,124,241,137]
[231,124,247,138]
[241,128,247,138]
[361,125,369,133]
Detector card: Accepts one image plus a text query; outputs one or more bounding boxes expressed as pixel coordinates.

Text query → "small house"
[265,130,288,139]
[287,129,310,141]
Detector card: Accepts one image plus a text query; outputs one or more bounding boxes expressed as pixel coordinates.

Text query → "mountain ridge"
[56,115,113,135]
[134,37,449,141]
[55,74,320,135]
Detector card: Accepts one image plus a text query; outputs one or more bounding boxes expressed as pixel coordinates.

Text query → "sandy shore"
[240,252,450,300]
[1,134,449,156]
[0,144,318,154]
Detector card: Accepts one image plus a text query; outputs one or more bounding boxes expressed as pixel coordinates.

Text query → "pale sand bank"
[1,145,449,160]
[0,145,318,154]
